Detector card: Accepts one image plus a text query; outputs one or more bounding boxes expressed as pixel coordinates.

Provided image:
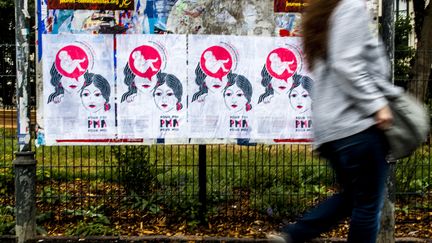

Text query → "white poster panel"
[116,34,187,140]
[42,34,115,145]
[252,37,313,142]
[188,35,256,140]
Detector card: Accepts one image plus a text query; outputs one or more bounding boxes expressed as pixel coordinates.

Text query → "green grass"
[0,128,16,166]
[2,130,430,189]
[1,128,431,211]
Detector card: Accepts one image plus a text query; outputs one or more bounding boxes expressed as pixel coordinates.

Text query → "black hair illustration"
[47,63,65,104]
[121,63,138,103]
[257,65,274,104]
[191,63,208,102]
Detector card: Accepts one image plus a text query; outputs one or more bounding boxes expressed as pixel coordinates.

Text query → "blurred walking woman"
[269,0,402,242]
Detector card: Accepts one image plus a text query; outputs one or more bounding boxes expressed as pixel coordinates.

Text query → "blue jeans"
[283,127,390,243]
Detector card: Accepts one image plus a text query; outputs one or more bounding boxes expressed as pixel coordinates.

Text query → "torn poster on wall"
[48,0,134,10]
[275,13,302,37]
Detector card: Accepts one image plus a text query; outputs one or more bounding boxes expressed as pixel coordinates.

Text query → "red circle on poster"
[55,45,89,79]
[200,46,233,80]
[265,48,298,81]
[129,45,162,79]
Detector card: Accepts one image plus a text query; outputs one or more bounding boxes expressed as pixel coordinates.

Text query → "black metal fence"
[0,43,431,237]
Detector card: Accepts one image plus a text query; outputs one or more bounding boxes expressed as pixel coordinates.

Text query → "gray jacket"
[311,0,402,147]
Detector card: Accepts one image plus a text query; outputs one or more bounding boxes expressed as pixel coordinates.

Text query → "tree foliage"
[0,0,36,107]
[395,15,415,89]
[0,0,16,43]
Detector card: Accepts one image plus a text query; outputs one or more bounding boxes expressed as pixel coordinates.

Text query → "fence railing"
[0,44,431,237]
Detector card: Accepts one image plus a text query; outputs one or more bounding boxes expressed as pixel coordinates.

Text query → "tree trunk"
[413,0,426,39]
[378,0,395,241]
[407,3,432,101]
[377,199,396,243]
[377,165,397,243]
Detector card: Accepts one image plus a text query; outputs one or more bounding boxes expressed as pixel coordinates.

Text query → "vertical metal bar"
[79,146,83,211]
[218,144,222,213]
[162,145,166,198]
[231,144,235,214]
[95,146,99,205]
[191,145,195,202]
[65,145,69,207]
[274,145,278,208]
[282,145,286,211]
[239,145,243,214]
[87,146,90,209]
[170,145,173,199]
[289,144,298,211]
[226,144,229,213]
[73,146,76,202]
[253,145,256,211]
[198,144,207,223]
[184,145,188,204]
[177,145,180,202]
[209,144,213,208]
[260,145,264,211]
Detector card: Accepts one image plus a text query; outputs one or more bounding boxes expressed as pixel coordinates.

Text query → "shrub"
[115,146,161,195]
[0,168,14,195]
[0,206,15,235]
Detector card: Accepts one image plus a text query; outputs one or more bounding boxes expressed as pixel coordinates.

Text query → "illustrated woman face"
[154,83,176,112]
[81,83,106,113]
[62,76,85,94]
[135,75,157,94]
[224,84,247,113]
[271,77,291,95]
[205,76,228,93]
[289,85,311,113]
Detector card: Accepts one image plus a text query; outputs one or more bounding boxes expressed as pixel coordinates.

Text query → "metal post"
[14,0,36,240]
[198,145,207,224]
[378,0,396,242]
[13,152,37,243]
[15,0,32,152]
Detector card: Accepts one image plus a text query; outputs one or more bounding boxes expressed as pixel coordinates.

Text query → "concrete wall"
[166,0,379,36]
[166,0,276,36]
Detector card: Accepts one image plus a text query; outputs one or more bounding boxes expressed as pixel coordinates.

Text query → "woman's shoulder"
[334,0,366,15]
[340,0,365,8]
[331,0,370,32]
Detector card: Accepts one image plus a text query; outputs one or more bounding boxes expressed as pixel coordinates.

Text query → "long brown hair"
[302,0,341,70]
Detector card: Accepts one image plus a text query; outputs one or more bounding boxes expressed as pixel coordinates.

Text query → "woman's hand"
[375,105,393,130]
